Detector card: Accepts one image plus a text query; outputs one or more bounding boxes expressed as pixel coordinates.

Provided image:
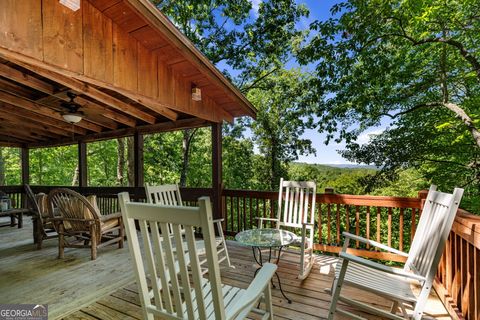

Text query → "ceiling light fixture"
[61,92,84,124]
[59,0,80,11]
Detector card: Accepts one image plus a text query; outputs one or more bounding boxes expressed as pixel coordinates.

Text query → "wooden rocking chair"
[328,185,464,320]
[25,184,57,249]
[145,184,233,273]
[48,188,124,260]
[119,193,277,320]
[258,178,316,280]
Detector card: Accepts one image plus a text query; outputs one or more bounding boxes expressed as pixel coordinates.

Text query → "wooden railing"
[1,185,478,319]
[222,188,479,320]
[222,188,423,262]
[434,209,480,320]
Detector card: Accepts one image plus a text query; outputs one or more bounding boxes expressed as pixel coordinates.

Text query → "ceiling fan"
[61,92,84,124]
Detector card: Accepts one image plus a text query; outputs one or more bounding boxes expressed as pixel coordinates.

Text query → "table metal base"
[252,246,292,303]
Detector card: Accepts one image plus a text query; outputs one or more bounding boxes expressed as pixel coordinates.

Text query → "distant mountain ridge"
[293,162,379,170]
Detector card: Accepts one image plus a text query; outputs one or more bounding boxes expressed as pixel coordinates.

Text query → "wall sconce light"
[191,87,202,101]
[59,0,80,11]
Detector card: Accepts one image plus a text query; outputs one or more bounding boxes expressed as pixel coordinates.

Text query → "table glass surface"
[235,228,296,248]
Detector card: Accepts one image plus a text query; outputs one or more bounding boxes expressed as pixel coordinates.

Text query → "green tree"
[247,69,315,189]
[30,146,77,186]
[299,0,480,196]
[152,0,309,187]
[0,148,21,186]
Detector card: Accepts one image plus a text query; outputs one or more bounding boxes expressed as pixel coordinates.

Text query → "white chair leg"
[215,221,234,269]
[299,244,305,279]
[264,284,274,320]
[412,285,432,320]
[328,258,349,320]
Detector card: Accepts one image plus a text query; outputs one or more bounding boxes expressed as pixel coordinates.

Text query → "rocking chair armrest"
[339,252,426,282]
[342,232,409,257]
[256,217,279,228]
[212,218,224,223]
[100,212,122,222]
[226,263,277,319]
[256,217,279,222]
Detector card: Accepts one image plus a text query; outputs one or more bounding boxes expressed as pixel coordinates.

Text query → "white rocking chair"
[258,178,316,280]
[145,184,234,273]
[328,185,464,320]
[119,193,277,320]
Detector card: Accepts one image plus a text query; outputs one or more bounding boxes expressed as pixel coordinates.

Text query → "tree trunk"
[71,165,79,186]
[180,129,198,187]
[117,138,125,185]
[0,148,5,186]
[126,136,135,187]
[443,102,480,149]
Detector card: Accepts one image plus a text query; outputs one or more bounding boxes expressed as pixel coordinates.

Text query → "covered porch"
[0,1,478,319]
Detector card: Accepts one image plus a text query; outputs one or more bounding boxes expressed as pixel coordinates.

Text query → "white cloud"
[251,0,262,16]
[356,129,385,145]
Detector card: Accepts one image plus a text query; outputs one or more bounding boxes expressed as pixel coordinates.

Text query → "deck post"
[211,122,223,220]
[21,147,29,208]
[78,142,87,187]
[133,131,145,201]
[21,147,29,185]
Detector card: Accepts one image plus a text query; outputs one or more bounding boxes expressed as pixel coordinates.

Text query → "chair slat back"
[277,178,316,228]
[145,184,183,206]
[405,185,463,278]
[119,193,226,320]
[48,188,100,232]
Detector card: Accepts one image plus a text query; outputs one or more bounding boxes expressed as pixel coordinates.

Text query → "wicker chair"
[25,185,57,249]
[47,188,124,260]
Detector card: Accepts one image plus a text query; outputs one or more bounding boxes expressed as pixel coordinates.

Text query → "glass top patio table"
[235,228,296,248]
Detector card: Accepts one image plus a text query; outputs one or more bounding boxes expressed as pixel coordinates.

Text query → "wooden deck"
[1,216,451,319]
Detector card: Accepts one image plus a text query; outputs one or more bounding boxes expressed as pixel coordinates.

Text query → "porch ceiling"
[0,0,255,148]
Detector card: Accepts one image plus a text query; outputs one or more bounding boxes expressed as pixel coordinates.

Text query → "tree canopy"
[299,0,480,195]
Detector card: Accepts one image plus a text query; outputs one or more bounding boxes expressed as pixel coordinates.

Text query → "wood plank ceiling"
[0,0,255,148]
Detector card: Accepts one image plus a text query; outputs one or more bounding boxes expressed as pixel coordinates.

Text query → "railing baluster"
[345,205,350,235]
[230,197,235,231]
[249,197,252,230]
[411,207,417,243]
[376,207,381,245]
[366,206,370,249]
[355,206,360,248]
[399,208,404,252]
[336,204,340,245]
[387,207,392,248]
[327,204,331,244]
[318,204,322,245]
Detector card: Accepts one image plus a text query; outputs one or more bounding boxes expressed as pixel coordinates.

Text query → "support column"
[134,131,144,187]
[211,122,223,219]
[21,147,29,208]
[78,142,87,187]
[21,147,29,185]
